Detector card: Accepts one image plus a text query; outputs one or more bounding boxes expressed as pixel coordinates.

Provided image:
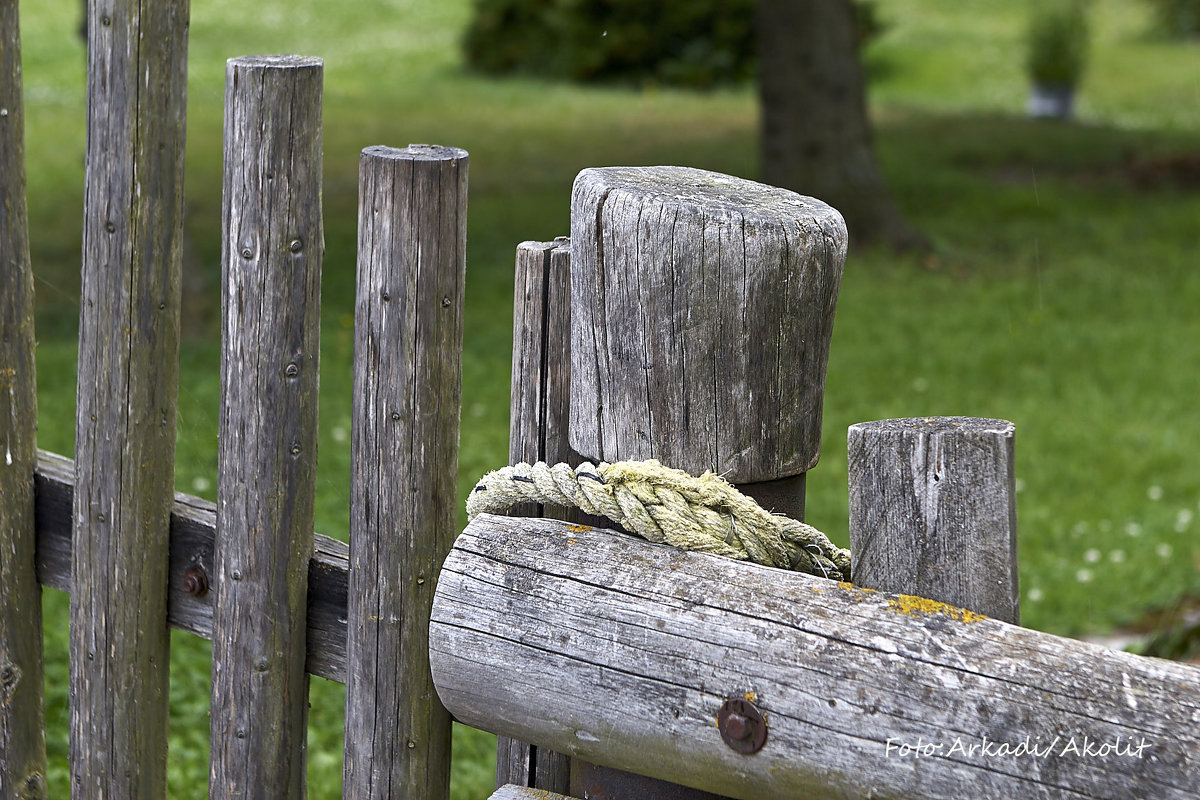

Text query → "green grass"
[16,0,1200,797]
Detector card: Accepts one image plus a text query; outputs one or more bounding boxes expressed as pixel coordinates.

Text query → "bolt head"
[183,566,209,597]
[717,698,767,754]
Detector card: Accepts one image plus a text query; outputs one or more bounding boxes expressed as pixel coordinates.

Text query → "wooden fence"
[2,3,1198,800]
[1,1,466,796]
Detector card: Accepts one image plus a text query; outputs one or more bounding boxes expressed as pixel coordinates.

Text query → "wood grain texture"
[211,54,323,800]
[34,450,350,682]
[342,144,468,800]
[568,166,847,482]
[70,0,189,795]
[499,238,574,793]
[0,0,47,793]
[432,515,1200,800]
[509,238,573,492]
[848,417,1019,623]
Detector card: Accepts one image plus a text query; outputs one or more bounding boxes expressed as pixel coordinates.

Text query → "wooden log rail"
[430,514,1200,800]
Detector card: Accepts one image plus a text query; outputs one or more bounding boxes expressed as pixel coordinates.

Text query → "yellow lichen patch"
[887,594,987,623]
[743,691,757,703]
[566,524,591,532]
[837,581,879,603]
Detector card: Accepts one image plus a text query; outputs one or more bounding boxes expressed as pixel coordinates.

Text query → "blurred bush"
[1025,0,1090,88]
[463,0,883,89]
[1145,0,1200,37]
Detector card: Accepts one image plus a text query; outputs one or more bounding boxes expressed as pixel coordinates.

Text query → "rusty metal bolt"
[183,566,209,597]
[717,698,767,754]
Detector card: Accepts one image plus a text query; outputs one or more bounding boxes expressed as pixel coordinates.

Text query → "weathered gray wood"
[70,0,189,795]
[499,238,575,793]
[0,1,47,793]
[568,166,847,482]
[489,785,578,800]
[34,450,350,681]
[848,417,1019,623]
[432,514,1200,800]
[509,238,573,493]
[211,54,323,800]
[343,144,468,800]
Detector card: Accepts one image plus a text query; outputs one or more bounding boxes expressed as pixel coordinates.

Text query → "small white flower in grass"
[1125,521,1142,538]
[912,377,929,393]
[1176,508,1193,532]
[1147,485,1164,501]
[1071,521,1088,537]
[1109,549,1126,563]
[1156,543,1172,559]
[1027,586,1044,603]
[1015,478,1025,494]
[1075,568,1093,583]
[192,476,210,493]
[332,426,348,443]
[1084,548,1100,563]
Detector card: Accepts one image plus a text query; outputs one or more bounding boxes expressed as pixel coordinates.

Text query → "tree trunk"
[757,0,925,250]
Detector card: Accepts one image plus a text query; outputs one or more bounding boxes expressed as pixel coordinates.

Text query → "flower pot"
[1028,83,1076,119]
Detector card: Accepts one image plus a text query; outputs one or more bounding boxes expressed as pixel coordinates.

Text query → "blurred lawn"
[18,0,1200,797]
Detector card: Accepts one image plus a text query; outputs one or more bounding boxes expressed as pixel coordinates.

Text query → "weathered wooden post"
[496,238,575,792]
[210,55,323,799]
[847,417,1019,623]
[0,1,47,794]
[343,144,468,800]
[69,0,189,795]
[569,166,845,517]
[565,166,846,796]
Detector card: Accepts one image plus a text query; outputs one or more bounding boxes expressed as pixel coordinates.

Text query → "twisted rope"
[467,459,851,580]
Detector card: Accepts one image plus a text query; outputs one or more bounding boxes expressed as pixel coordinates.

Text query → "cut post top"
[572,165,844,227]
[362,143,469,163]
[849,416,1015,438]
[569,165,847,483]
[227,54,323,70]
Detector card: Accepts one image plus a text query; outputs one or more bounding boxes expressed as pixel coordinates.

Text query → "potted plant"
[1026,0,1090,119]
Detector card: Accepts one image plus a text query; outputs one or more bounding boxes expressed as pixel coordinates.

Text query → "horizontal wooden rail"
[431,514,1200,800]
[32,450,349,682]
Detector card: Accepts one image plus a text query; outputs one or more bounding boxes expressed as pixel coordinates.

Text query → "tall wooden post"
[848,416,1019,623]
[0,1,47,794]
[566,166,847,797]
[210,55,323,799]
[343,144,468,800]
[70,0,189,795]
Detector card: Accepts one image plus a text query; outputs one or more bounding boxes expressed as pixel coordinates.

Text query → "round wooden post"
[343,144,468,800]
[570,166,846,495]
[848,417,1019,623]
[70,0,189,794]
[567,166,847,797]
[210,55,323,799]
[568,164,844,525]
